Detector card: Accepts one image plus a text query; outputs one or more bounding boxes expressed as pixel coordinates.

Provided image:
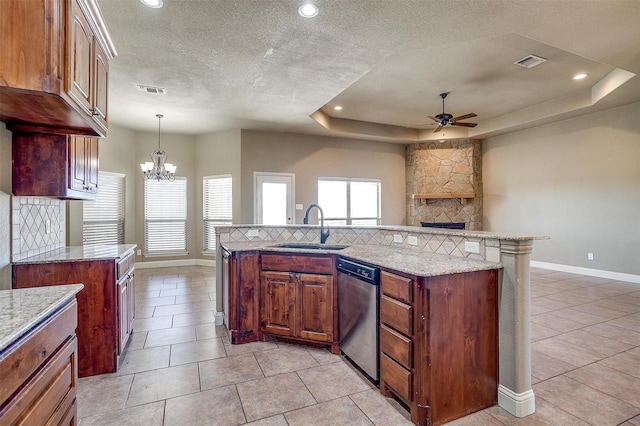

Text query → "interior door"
[254,173,294,225]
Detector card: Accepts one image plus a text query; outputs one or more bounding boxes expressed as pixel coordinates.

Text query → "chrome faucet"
[303,204,330,244]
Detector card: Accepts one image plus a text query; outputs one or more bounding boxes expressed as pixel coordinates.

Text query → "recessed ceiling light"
[573,73,588,80]
[140,0,163,8]
[298,3,319,18]
[333,106,343,111]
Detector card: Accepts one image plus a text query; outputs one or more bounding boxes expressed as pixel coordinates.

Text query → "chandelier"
[140,114,176,181]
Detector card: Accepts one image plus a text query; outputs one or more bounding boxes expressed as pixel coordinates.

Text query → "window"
[318,178,381,225]
[203,175,232,252]
[83,172,125,245]
[144,177,187,255]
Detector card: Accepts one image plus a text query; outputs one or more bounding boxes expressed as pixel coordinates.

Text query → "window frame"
[318,177,382,226]
[144,176,188,257]
[203,174,232,254]
[82,171,125,246]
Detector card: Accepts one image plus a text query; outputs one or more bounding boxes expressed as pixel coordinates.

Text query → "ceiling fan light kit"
[428,92,478,133]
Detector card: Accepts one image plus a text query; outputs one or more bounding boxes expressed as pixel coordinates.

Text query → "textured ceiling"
[97,0,640,142]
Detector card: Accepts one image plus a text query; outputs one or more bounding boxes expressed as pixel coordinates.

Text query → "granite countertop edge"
[13,244,137,265]
[221,242,502,277]
[0,284,84,353]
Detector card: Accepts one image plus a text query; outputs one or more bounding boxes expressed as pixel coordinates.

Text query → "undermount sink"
[272,243,347,251]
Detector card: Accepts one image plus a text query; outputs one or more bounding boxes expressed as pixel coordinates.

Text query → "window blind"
[318,178,381,225]
[83,172,125,245]
[144,177,187,255]
[203,175,232,251]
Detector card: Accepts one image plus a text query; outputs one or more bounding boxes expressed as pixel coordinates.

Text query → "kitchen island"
[0,284,83,424]
[12,244,136,377]
[216,224,546,424]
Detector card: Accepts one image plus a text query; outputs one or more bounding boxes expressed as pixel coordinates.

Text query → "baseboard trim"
[215,312,224,326]
[531,261,640,284]
[498,385,535,417]
[135,258,216,269]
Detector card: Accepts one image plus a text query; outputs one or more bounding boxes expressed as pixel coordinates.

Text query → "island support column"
[497,239,535,417]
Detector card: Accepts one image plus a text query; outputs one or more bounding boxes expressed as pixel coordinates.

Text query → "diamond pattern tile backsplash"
[12,196,66,261]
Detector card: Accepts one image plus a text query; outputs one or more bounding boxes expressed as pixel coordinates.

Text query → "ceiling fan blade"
[426,115,440,123]
[433,125,443,133]
[452,113,477,121]
[452,122,478,128]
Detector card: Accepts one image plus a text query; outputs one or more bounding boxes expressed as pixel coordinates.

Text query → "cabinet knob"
[39,350,47,358]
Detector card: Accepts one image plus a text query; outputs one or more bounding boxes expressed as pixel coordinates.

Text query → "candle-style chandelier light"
[140,114,176,181]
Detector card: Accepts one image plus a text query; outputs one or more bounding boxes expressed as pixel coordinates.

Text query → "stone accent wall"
[406,139,483,230]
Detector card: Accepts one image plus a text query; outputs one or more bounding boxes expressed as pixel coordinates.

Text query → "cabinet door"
[222,250,230,329]
[127,271,135,335]
[296,273,333,342]
[68,0,94,115]
[117,278,129,355]
[69,135,87,192]
[92,39,109,131]
[261,271,295,337]
[86,137,99,192]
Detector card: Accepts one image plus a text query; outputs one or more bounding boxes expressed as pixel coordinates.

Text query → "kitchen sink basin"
[272,243,347,250]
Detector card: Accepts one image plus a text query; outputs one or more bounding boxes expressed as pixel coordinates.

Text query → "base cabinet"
[224,251,260,344]
[379,268,499,426]
[13,252,135,377]
[0,301,79,425]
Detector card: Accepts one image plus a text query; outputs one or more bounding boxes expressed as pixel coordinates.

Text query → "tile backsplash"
[12,196,65,261]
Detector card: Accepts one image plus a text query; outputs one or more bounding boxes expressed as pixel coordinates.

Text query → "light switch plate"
[408,235,418,246]
[247,229,259,238]
[295,204,303,210]
[464,241,480,254]
[393,234,403,243]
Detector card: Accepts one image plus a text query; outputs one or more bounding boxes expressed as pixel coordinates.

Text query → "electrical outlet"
[247,229,259,238]
[408,235,418,246]
[393,234,403,243]
[44,220,51,234]
[295,204,303,210]
[588,252,594,260]
[464,241,480,254]
[137,250,142,256]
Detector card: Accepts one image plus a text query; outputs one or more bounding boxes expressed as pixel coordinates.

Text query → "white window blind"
[318,178,381,225]
[144,177,187,255]
[83,172,125,245]
[203,175,232,252]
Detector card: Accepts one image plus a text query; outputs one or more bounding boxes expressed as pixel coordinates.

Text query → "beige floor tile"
[144,283,178,291]
[136,290,160,299]
[485,395,590,425]
[566,363,640,407]
[176,293,212,304]
[606,315,640,332]
[77,373,134,418]
[592,298,640,314]
[192,300,218,312]
[583,322,640,346]
[172,310,216,327]
[222,340,278,356]
[285,396,374,425]
[599,351,640,378]
[152,302,194,317]
[195,323,229,340]
[135,306,155,319]
[623,414,640,425]
[236,373,317,422]
[133,315,174,332]
[137,296,176,308]
[126,363,200,407]
[533,376,640,425]
[531,350,577,380]
[159,288,193,297]
[531,313,584,333]
[145,325,197,348]
[117,345,170,375]
[297,360,371,402]
[543,292,595,306]
[349,389,412,425]
[254,344,320,376]
[549,307,608,326]
[570,302,629,320]
[246,415,289,426]
[530,303,553,316]
[530,323,562,342]
[445,409,504,425]
[199,353,265,390]
[164,385,246,426]
[531,298,573,312]
[558,328,634,355]
[79,401,165,426]
[531,337,605,367]
[127,330,147,350]
[170,338,226,366]
[305,346,342,365]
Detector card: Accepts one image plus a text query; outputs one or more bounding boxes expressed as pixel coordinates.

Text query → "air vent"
[136,84,167,94]
[513,55,547,69]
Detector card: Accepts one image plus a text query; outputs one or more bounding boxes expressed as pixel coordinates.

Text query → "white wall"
[483,102,640,276]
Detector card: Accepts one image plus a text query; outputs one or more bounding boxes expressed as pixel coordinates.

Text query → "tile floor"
[77,266,640,425]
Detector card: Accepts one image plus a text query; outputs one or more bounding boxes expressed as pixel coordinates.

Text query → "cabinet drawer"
[1,336,77,425]
[380,295,412,336]
[117,252,135,281]
[381,271,412,303]
[380,324,412,369]
[0,301,77,405]
[381,353,412,403]
[261,254,333,275]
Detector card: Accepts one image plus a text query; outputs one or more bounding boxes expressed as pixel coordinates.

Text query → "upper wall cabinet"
[0,0,116,137]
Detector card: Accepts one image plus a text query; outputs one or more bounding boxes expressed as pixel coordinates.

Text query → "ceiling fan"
[427,93,478,133]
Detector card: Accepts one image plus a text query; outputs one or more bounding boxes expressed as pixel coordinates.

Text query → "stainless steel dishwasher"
[337,257,380,382]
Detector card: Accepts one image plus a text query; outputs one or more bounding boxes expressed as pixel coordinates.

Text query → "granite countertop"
[0,284,84,353]
[12,244,137,265]
[221,242,501,277]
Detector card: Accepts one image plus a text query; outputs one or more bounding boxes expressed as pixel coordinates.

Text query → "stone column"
[497,239,535,417]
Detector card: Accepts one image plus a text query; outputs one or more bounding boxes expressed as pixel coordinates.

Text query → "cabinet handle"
[39,350,47,358]
[289,272,295,279]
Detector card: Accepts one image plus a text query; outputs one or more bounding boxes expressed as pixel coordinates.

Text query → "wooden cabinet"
[260,253,338,352]
[225,251,261,344]
[12,132,99,200]
[0,0,115,136]
[13,251,136,377]
[0,300,79,425]
[379,268,499,426]
[116,253,135,358]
